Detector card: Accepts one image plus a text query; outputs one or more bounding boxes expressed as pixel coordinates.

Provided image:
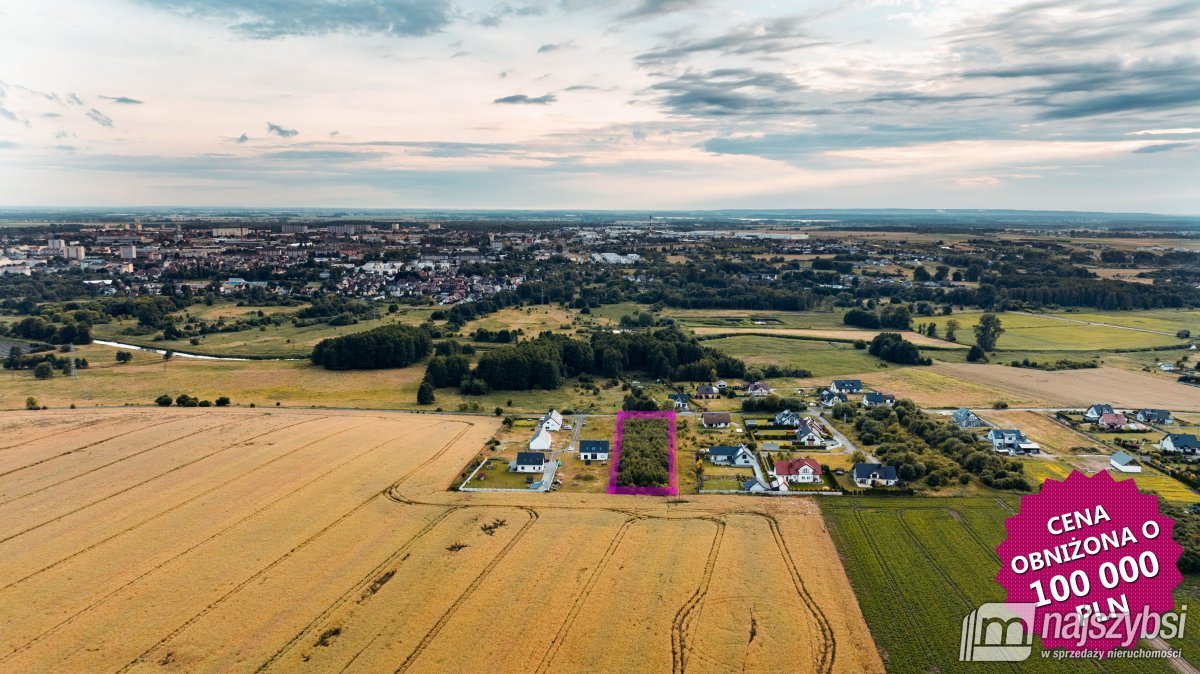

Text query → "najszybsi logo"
[960,603,1189,662]
[961,603,1037,662]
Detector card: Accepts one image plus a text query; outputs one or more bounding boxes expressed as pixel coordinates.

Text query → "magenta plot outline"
[607,410,678,496]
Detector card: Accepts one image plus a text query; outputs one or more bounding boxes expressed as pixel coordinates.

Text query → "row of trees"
[843,305,913,330]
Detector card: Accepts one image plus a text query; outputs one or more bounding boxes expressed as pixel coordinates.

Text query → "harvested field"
[0,408,878,673]
[691,327,963,349]
[931,363,1200,411]
[855,367,1053,408]
[974,411,1105,455]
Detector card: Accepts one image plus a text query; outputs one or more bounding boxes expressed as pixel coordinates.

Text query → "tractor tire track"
[3,420,433,666]
[533,515,638,674]
[0,414,142,452]
[760,511,835,674]
[0,417,326,592]
[383,421,474,504]
[0,416,325,546]
[671,517,725,674]
[851,508,935,664]
[112,422,448,673]
[894,511,972,611]
[0,416,252,507]
[393,507,539,674]
[0,414,190,479]
[254,505,461,673]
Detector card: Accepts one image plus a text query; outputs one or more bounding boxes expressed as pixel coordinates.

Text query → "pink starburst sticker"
[996,471,1183,654]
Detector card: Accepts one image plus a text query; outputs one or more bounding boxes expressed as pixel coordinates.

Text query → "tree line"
[311,324,433,370]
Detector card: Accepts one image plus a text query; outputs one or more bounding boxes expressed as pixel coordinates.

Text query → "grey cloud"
[647,69,806,116]
[1133,142,1192,153]
[236,133,250,143]
[636,16,821,65]
[42,112,62,118]
[479,2,547,27]
[266,122,298,137]
[87,108,114,128]
[0,141,17,149]
[494,93,557,104]
[66,93,83,106]
[619,0,706,20]
[537,42,568,53]
[140,0,453,39]
[100,95,143,105]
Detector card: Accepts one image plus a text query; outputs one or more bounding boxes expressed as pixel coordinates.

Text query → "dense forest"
[614,417,671,488]
[310,324,433,370]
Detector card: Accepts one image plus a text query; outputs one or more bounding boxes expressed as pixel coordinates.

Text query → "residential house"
[1084,404,1115,422]
[829,379,863,394]
[715,380,728,390]
[821,390,849,408]
[1136,409,1173,425]
[795,420,827,447]
[578,440,610,461]
[852,463,899,488]
[1160,433,1200,455]
[702,412,731,429]
[747,382,771,397]
[741,477,770,493]
[1110,451,1142,473]
[512,452,546,473]
[668,393,691,411]
[952,407,987,428]
[529,427,552,451]
[862,392,896,408]
[695,384,719,399]
[775,458,822,484]
[987,429,1041,454]
[540,409,564,432]
[707,444,755,467]
[773,409,803,427]
[1098,413,1129,430]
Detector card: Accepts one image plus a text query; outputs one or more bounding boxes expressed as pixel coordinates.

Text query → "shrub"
[25,397,39,410]
[215,396,231,407]
[33,362,54,379]
[115,350,134,363]
[155,394,173,407]
[417,381,436,405]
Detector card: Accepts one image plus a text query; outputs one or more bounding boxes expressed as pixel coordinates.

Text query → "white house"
[540,409,564,432]
[862,392,896,408]
[1160,433,1200,455]
[512,452,546,473]
[529,427,552,451]
[794,420,827,447]
[1084,404,1115,422]
[668,393,691,410]
[741,477,770,493]
[829,379,863,394]
[1110,451,1142,473]
[578,440,610,461]
[852,463,899,488]
[987,429,1040,454]
[775,458,822,484]
[821,390,849,408]
[952,407,986,428]
[773,409,803,427]
[702,412,732,429]
[707,444,755,467]
[746,382,771,397]
[1136,409,1173,425]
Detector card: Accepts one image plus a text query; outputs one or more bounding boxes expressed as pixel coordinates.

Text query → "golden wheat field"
[0,408,880,674]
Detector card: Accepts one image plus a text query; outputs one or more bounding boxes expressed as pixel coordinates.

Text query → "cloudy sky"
[1,0,1198,212]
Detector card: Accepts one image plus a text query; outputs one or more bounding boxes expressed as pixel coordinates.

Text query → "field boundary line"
[672,517,725,674]
[894,510,973,609]
[0,414,191,479]
[255,505,461,672]
[0,416,253,506]
[394,507,540,674]
[2,420,435,665]
[112,421,451,673]
[0,417,329,591]
[0,416,328,547]
[533,515,638,674]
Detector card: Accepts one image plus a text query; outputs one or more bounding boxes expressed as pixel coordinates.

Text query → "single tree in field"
[25,396,39,411]
[967,344,988,363]
[155,394,173,407]
[115,350,133,363]
[945,319,960,342]
[912,266,931,282]
[33,362,54,379]
[1179,329,1192,339]
[417,381,436,405]
[973,313,1005,352]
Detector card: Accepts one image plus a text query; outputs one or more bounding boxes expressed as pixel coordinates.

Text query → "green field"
[91,304,439,358]
[924,311,1189,351]
[702,334,894,377]
[821,497,1178,673]
[664,307,850,330]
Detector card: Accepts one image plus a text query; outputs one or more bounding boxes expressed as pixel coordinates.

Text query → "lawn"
[703,335,894,378]
[699,476,744,491]
[463,458,539,490]
[821,497,1176,673]
[923,311,1187,351]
